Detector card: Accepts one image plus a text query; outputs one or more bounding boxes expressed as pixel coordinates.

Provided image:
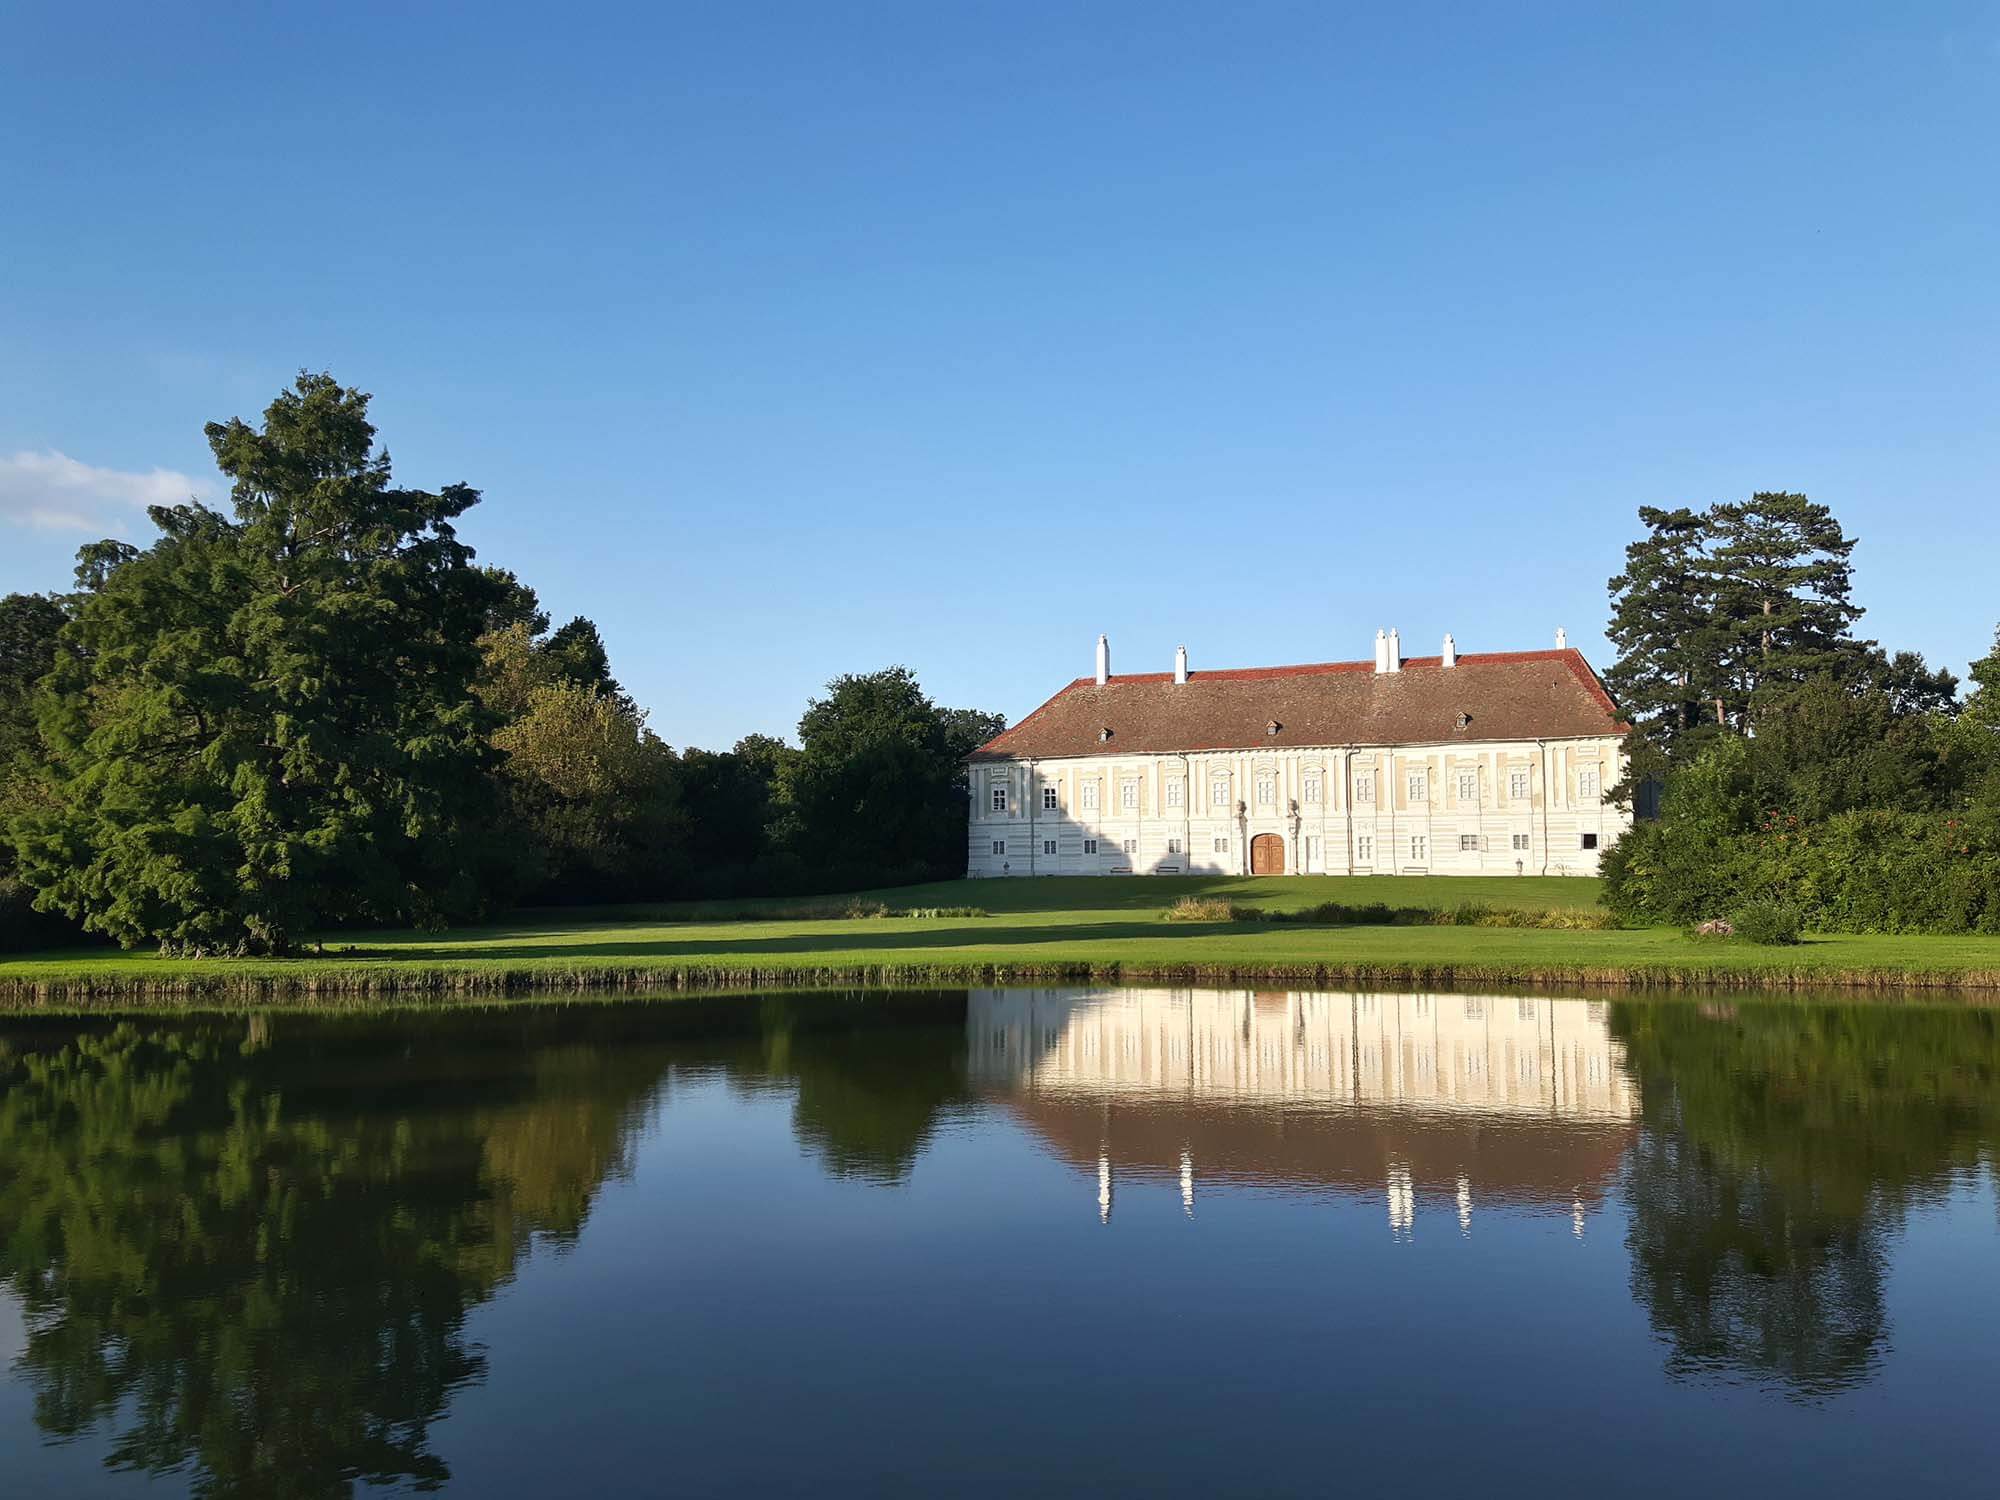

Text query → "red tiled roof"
[971,648,1624,760]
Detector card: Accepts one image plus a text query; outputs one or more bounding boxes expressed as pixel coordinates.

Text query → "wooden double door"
[1250,833,1286,875]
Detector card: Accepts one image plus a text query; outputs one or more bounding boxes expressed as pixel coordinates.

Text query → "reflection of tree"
[0,1014,666,1496]
[769,994,971,1184]
[1613,1003,2000,1395]
[0,994,974,1493]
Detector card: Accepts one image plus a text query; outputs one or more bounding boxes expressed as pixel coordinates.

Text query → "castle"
[966,629,1629,877]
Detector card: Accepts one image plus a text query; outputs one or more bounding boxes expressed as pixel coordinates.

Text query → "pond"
[2,986,1997,1496]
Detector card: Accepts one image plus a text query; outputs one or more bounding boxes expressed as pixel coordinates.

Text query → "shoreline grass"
[6,875,2000,1005]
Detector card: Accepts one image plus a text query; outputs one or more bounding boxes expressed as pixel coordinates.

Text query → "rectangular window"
[1042,786,1058,811]
[1083,838,1098,855]
[1408,772,1427,802]
[1166,780,1184,808]
[1121,781,1138,810]
[1355,773,1374,803]
[1122,838,1137,855]
[1512,833,1530,851]
[1355,835,1373,861]
[990,785,1008,813]
[1509,770,1529,799]
[1457,772,1477,801]
[1459,834,1480,852]
[1579,769,1601,799]
[1081,781,1099,810]
[991,840,1006,856]
[1256,777,1275,806]
[1212,836,1229,853]
[1581,832,1600,850]
[1167,838,1182,855]
[1303,775,1322,804]
[1043,839,1057,856]
[1211,777,1230,807]
[1410,835,1428,861]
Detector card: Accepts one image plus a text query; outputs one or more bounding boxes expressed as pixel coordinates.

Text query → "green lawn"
[6,875,2000,1002]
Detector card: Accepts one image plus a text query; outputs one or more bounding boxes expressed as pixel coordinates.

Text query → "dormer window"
[1455,712,1472,730]
[1098,727,1113,742]
[1266,720,1281,736]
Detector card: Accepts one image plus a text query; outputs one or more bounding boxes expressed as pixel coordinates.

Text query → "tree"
[1703,492,1864,724]
[491,678,681,901]
[7,373,506,953]
[1605,506,1723,760]
[0,592,65,771]
[782,667,1001,879]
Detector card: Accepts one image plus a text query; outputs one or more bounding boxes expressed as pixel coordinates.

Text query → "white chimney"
[1095,633,1110,685]
[1374,629,1390,674]
[1173,644,1188,684]
[1386,627,1403,674]
[1555,626,1568,649]
[1441,632,1458,668]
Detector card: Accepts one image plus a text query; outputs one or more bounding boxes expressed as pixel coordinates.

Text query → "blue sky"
[3,2,1994,748]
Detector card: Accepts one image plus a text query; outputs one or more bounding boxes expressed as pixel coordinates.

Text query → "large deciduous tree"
[782,667,1001,879]
[7,373,505,953]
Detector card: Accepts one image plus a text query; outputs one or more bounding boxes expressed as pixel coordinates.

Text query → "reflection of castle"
[969,988,1638,1233]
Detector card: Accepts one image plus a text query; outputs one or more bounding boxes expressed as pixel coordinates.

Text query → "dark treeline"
[0,374,1001,954]
[1602,492,2000,932]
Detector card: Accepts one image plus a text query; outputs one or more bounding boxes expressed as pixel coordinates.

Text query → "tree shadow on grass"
[348,919,1214,964]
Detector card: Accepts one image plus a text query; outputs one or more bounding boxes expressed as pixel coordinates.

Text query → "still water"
[2,986,1997,1497]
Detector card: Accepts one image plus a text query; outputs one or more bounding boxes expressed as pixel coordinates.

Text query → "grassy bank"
[5,875,2000,1003]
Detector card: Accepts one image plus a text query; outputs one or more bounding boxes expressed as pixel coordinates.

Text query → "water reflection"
[968,987,1638,1232]
[2,988,1997,1492]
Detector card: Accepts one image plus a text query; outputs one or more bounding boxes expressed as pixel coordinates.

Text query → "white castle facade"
[967,629,1631,878]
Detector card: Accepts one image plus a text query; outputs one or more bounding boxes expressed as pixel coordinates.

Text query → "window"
[1167,838,1182,855]
[1509,770,1529,799]
[1212,836,1229,853]
[1121,781,1138,810]
[1042,786,1058,811]
[1580,832,1599,850]
[1256,777,1275,806]
[1355,835,1374,861]
[1043,839,1057,856]
[1355,773,1374,803]
[1084,838,1098,855]
[1512,833,1530,851]
[991,840,1006,856]
[1303,774,1322,804]
[1410,835,1428,861]
[1122,838,1137,855]
[1408,772,1427,802]
[1211,777,1230,807]
[1459,834,1480,852]
[1457,772,1477,801]
[1579,768,1600,800]
[1081,781,1099,810]
[1166,780,1184,808]
[990,784,1008,812]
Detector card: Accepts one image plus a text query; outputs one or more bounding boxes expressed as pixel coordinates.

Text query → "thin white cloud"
[0,449,208,532]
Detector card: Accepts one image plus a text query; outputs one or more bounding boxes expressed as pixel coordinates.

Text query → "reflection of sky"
[429,1071,2000,1498]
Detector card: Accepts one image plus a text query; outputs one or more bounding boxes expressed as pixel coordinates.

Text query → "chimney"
[1441,632,1458,668]
[1386,628,1403,674]
[1095,633,1110,686]
[1555,626,1568,649]
[1374,629,1390,674]
[1173,644,1188,685]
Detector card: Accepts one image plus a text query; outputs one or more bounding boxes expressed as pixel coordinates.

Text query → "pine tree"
[1703,491,1863,724]
[1605,505,1723,764]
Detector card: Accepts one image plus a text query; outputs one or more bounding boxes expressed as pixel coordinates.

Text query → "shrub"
[1732,898,1805,946]
[1164,896,1249,923]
